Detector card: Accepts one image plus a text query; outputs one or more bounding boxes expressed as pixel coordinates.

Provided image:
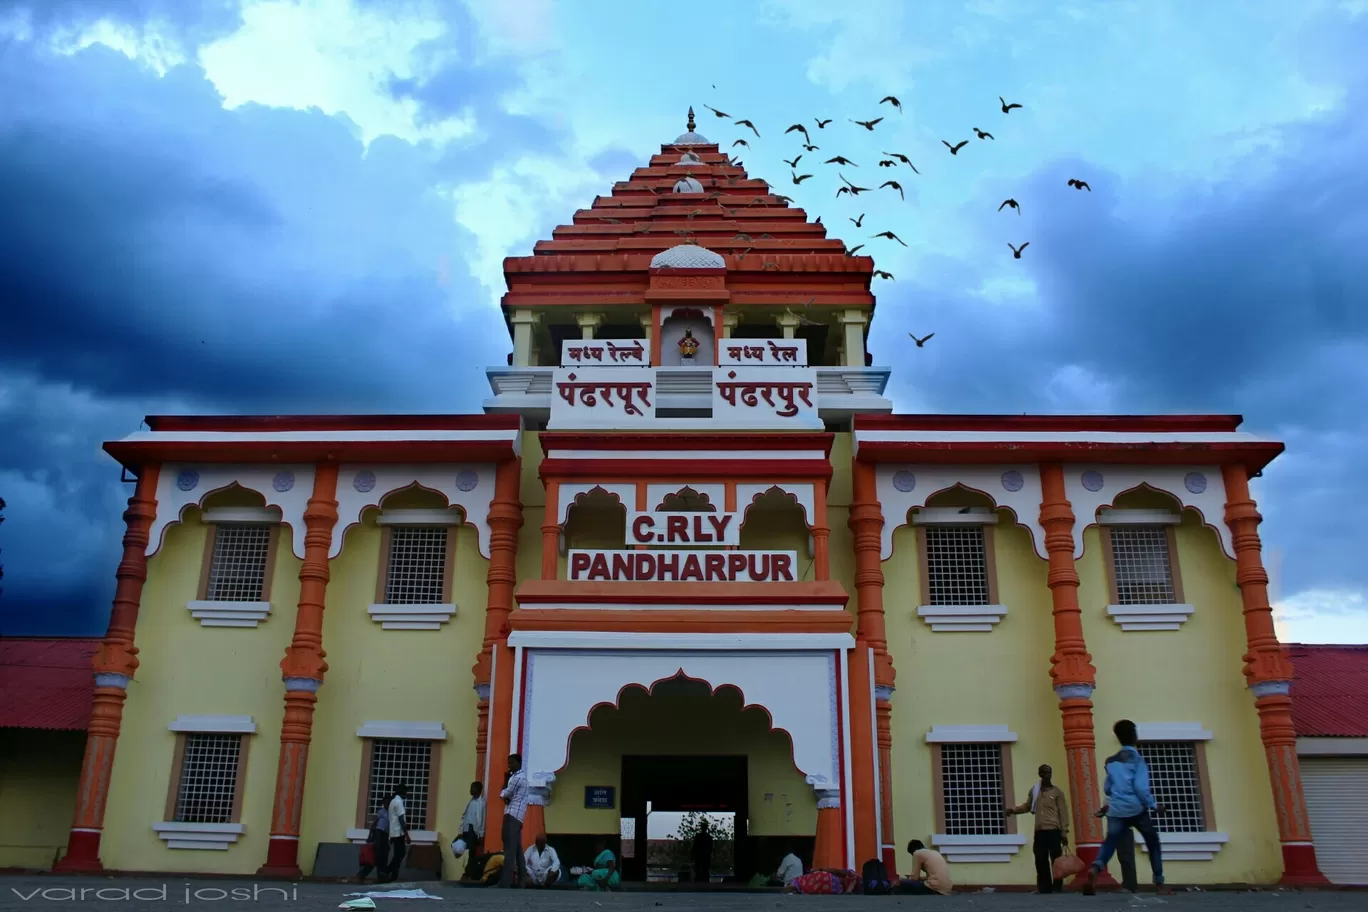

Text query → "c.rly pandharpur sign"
[568,510,799,583]
[550,336,819,430]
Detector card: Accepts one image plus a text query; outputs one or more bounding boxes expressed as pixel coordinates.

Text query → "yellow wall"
[0,729,85,869]
[882,487,1282,884]
[547,681,816,837]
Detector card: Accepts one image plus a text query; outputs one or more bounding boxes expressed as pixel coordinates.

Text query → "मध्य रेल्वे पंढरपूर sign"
[568,549,799,582]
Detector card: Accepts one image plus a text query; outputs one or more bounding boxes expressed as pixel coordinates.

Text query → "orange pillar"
[1222,463,1326,884]
[540,479,560,580]
[259,463,339,877]
[811,479,831,581]
[813,799,843,871]
[1037,463,1107,875]
[849,460,895,871]
[55,466,161,872]
[474,460,523,799]
[485,642,517,852]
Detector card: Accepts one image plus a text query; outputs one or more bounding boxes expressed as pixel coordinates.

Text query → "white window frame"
[369,510,460,630]
[1130,722,1229,861]
[154,716,255,850]
[925,725,1026,862]
[349,721,446,845]
[914,509,1007,632]
[186,509,280,628]
[1098,509,1194,631]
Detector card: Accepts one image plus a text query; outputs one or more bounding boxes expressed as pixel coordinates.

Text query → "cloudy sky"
[0,0,1365,642]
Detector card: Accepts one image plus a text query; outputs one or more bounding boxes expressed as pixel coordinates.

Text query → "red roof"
[1287,644,1368,738]
[0,638,99,730]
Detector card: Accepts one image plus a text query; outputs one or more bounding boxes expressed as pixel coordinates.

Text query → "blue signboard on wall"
[585,786,616,810]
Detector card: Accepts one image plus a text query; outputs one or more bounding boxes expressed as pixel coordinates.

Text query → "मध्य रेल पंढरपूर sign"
[550,366,820,429]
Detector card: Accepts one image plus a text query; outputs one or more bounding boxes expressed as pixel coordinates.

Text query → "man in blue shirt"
[1083,719,1171,895]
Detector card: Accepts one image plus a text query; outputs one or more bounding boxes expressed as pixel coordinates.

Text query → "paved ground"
[2,877,1362,912]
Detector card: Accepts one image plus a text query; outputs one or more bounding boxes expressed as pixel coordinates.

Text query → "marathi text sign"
[712,367,820,428]
[561,338,649,367]
[627,511,740,546]
[551,367,655,428]
[568,549,799,583]
[719,338,808,367]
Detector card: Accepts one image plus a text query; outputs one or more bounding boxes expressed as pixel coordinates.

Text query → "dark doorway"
[620,754,751,883]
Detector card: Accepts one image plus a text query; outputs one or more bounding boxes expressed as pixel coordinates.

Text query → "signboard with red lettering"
[551,367,656,429]
[568,549,799,583]
[560,339,650,367]
[627,511,740,547]
[712,367,821,429]
[719,338,808,367]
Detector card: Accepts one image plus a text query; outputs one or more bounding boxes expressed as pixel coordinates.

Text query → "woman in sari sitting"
[782,868,860,895]
[577,842,621,892]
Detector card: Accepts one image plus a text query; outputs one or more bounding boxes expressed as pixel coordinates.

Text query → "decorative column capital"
[575,312,604,332]
[836,308,869,326]
[775,311,802,330]
[528,771,556,806]
[93,672,130,690]
[874,684,894,703]
[510,309,541,327]
[1054,682,1095,701]
[1250,679,1292,698]
[474,682,491,701]
[722,311,741,331]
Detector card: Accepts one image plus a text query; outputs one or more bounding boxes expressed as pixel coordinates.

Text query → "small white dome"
[672,175,705,193]
[677,150,704,166]
[651,244,726,269]
[673,130,710,146]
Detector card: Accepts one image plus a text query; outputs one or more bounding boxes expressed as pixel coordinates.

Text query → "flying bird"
[783,155,803,168]
[844,244,865,256]
[873,270,894,280]
[872,230,908,246]
[1000,96,1023,113]
[785,123,811,141]
[703,105,730,118]
[850,213,866,227]
[1008,241,1030,259]
[999,198,1021,214]
[974,128,994,140]
[836,186,852,198]
[909,332,934,347]
[880,180,905,200]
[802,143,821,151]
[732,139,750,148]
[942,140,969,155]
[882,152,920,174]
[735,119,761,137]
[815,118,833,128]
[851,117,884,131]
[1068,179,1092,191]
[880,96,902,112]
[879,159,897,167]
[825,155,858,166]
[792,172,813,184]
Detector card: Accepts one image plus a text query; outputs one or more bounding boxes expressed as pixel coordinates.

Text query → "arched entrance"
[506,632,853,878]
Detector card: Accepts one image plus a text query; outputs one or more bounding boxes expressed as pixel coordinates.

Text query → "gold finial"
[686,106,696,132]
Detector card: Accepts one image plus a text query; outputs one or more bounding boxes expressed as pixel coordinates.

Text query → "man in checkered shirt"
[498,754,530,887]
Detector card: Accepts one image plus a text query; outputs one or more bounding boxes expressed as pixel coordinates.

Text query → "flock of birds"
[693,93,1094,349]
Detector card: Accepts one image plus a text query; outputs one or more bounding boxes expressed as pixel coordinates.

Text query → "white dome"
[677,150,704,166]
[651,244,726,269]
[672,176,705,193]
[673,130,710,146]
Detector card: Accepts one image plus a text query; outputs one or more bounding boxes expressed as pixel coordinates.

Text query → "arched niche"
[1064,465,1233,559]
[875,465,1046,561]
[565,487,628,551]
[332,464,496,559]
[739,487,811,564]
[657,486,718,512]
[148,464,314,559]
[659,306,715,366]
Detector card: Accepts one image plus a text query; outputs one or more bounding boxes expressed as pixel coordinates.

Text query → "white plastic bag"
[451,837,468,857]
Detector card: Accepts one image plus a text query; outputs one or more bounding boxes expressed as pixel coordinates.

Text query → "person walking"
[1082,720,1170,896]
[1006,763,1070,893]
[353,808,390,883]
[383,783,411,883]
[459,781,486,854]
[691,819,713,884]
[498,754,529,888]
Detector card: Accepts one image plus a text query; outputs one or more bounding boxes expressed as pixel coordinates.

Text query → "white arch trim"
[875,465,1045,560]
[511,635,848,799]
[646,483,726,511]
[149,464,315,559]
[660,304,718,329]
[737,483,816,526]
[1065,465,1234,559]
[333,464,496,559]
[556,482,637,525]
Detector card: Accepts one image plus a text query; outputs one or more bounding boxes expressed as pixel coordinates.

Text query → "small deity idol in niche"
[678,329,700,362]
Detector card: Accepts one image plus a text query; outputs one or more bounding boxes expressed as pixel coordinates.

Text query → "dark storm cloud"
[0,30,562,635]
[875,15,1368,600]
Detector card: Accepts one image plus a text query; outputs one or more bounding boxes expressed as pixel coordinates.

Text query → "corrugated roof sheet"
[0,637,100,730]
[1287,644,1368,738]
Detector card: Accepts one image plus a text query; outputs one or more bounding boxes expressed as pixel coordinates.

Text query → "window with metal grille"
[383,527,448,604]
[925,526,991,605]
[1137,741,1206,832]
[173,734,243,824]
[939,743,1008,836]
[1109,526,1177,604]
[205,524,273,601]
[365,739,433,829]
